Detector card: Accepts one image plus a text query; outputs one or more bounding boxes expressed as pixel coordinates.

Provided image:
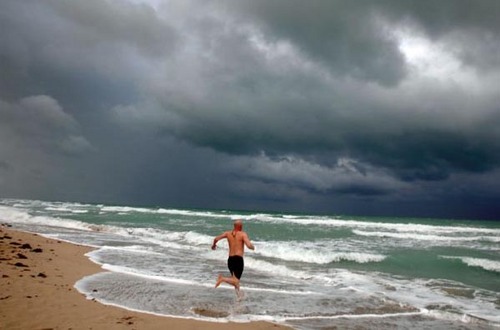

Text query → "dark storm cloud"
[0,161,11,171]
[224,0,500,73]
[146,0,500,185]
[220,0,409,86]
[377,0,500,73]
[0,0,176,105]
[0,95,91,154]
[1,0,499,219]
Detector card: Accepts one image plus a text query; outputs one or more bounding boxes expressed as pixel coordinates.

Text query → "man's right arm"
[212,232,227,250]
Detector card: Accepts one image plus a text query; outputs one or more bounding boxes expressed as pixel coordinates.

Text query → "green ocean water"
[1,199,499,329]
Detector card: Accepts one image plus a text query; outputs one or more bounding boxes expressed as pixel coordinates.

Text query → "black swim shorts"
[227,255,244,279]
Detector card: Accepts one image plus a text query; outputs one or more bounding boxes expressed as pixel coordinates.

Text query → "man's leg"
[215,273,240,290]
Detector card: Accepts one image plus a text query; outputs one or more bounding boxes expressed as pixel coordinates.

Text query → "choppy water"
[1,199,499,329]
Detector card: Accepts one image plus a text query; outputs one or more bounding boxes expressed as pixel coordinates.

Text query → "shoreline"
[0,224,290,329]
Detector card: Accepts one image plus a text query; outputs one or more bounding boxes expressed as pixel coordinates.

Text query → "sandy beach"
[0,224,290,330]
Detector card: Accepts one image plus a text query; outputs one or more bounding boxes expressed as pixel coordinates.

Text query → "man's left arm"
[243,233,255,250]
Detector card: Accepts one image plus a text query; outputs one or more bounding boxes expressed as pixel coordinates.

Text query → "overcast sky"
[1,0,500,220]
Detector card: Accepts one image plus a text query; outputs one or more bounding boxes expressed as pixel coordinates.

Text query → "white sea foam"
[100,206,153,213]
[460,257,500,273]
[101,264,215,287]
[71,210,89,214]
[243,256,340,285]
[352,230,500,242]
[75,274,297,325]
[254,215,500,236]
[0,206,93,231]
[157,208,226,218]
[4,198,499,237]
[90,245,163,255]
[367,274,500,324]
[0,205,209,251]
[284,311,424,320]
[98,205,229,219]
[0,205,206,250]
[440,256,500,273]
[244,257,310,280]
[44,205,89,213]
[74,273,235,323]
[45,206,75,212]
[112,227,214,251]
[13,199,94,209]
[255,241,385,264]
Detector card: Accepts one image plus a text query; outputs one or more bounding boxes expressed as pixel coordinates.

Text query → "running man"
[212,219,255,293]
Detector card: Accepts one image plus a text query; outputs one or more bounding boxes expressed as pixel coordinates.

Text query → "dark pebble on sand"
[37,272,47,278]
[10,242,21,246]
[20,243,32,249]
[17,253,28,259]
[14,262,29,267]
[31,248,43,253]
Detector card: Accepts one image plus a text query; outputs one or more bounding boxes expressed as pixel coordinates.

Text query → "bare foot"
[236,289,244,301]
[215,274,223,288]
[235,282,240,291]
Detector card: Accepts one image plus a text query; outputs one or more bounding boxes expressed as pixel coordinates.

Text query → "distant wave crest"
[353,229,500,243]
[440,256,500,273]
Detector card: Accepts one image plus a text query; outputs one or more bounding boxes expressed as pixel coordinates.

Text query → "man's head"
[233,219,243,231]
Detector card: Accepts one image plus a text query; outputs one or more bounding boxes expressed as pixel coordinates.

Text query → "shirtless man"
[212,219,255,293]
